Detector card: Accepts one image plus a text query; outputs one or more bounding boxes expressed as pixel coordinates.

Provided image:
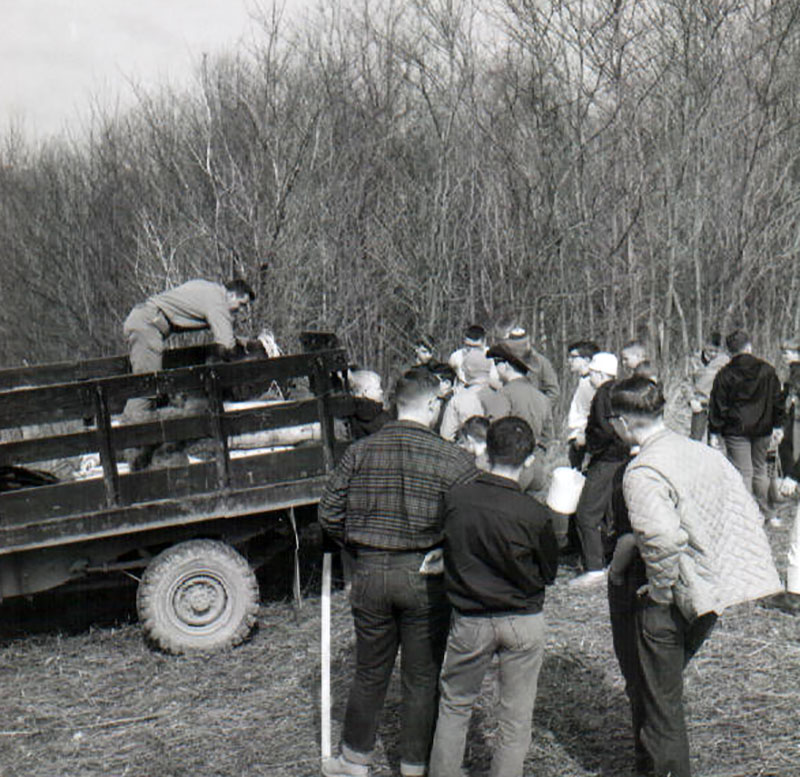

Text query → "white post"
[321,551,332,760]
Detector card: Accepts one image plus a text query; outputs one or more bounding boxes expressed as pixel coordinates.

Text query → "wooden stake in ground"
[321,551,332,760]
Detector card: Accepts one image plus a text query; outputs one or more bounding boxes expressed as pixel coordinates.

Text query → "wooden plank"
[0,355,130,391]
[0,345,213,391]
[0,428,95,466]
[309,356,337,473]
[0,476,330,555]
[204,369,231,490]
[0,350,349,429]
[91,385,120,507]
[0,444,345,533]
[0,395,355,467]
[0,384,95,429]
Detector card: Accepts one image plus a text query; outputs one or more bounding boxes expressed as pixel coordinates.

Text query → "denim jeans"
[723,434,771,516]
[341,551,450,771]
[636,598,717,777]
[429,611,546,777]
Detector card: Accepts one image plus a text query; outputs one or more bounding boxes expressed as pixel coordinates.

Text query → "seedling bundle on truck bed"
[0,341,353,653]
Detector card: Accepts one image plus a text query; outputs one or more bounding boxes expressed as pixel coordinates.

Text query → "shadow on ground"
[534,652,637,776]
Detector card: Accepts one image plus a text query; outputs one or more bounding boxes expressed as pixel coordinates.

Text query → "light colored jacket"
[566,375,595,440]
[149,280,236,349]
[623,427,781,620]
[439,383,485,441]
[690,352,730,406]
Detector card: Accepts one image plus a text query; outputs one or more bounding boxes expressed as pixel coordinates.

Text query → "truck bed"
[0,345,352,557]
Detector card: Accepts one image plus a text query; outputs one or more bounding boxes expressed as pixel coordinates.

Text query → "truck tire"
[137,540,259,654]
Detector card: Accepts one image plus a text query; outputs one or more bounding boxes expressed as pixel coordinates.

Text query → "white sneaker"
[569,570,607,588]
[400,762,427,777]
[321,755,370,777]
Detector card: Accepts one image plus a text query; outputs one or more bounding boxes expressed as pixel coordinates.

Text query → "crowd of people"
[118,280,795,777]
[317,322,795,777]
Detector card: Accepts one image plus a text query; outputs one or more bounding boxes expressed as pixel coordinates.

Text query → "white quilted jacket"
[623,428,782,619]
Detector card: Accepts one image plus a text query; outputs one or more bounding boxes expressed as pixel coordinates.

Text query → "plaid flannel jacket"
[318,420,478,551]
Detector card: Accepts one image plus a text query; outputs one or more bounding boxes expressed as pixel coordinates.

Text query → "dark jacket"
[443,471,559,615]
[585,381,630,463]
[708,353,783,438]
[347,398,391,440]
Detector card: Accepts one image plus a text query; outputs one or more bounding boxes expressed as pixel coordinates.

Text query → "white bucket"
[547,466,586,515]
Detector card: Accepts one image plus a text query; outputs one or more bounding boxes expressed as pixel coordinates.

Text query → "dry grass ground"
[0,509,798,777]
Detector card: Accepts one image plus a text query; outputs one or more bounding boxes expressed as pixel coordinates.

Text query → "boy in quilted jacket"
[608,376,781,777]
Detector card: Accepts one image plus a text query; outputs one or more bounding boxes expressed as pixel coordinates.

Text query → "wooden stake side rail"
[0,396,353,467]
[0,443,347,553]
[0,349,349,429]
[0,344,212,391]
[0,347,351,557]
[0,474,333,556]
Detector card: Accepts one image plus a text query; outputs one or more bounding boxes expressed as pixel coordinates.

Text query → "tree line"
[1,0,799,393]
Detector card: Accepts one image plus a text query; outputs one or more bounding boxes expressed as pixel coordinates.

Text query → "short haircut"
[486,416,535,467]
[431,363,457,384]
[464,324,486,342]
[457,415,490,443]
[609,376,665,417]
[726,329,751,354]
[225,278,256,300]
[394,367,441,407]
[621,340,647,355]
[567,340,600,358]
[706,331,723,348]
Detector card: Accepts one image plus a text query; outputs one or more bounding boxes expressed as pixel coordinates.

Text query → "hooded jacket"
[708,353,783,437]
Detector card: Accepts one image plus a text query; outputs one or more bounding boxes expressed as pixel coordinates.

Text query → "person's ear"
[523,452,536,469]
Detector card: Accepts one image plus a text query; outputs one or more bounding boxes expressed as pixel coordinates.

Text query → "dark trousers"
[342,551,450,769]
[689,411,707,442]
[568,440,586,470]
[608,567,649,771]
[636,599,717,777]
[574,459,620,571]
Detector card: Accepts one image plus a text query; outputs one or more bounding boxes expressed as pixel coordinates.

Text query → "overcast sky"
[2,0,308,143]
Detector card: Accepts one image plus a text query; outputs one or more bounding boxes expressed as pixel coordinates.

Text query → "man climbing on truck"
[122,278,256,468]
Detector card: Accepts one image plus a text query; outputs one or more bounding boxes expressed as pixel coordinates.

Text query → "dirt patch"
[1,512,799,777]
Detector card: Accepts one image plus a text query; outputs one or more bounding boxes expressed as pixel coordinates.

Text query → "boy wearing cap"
[571,352,630,587]
[502,325,560,404]
[429,417,559,777]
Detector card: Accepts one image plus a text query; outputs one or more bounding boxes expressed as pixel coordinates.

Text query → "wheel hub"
[172,575,227,628]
